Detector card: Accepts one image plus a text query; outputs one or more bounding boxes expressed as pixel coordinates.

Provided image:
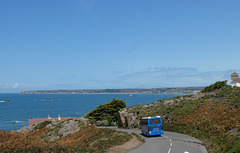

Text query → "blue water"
[0,93,181,131]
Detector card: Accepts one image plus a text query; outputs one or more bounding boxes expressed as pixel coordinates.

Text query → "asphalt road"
[102,127,208,153]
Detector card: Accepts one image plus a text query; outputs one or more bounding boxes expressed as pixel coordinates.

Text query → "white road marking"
[169,139,172,147]
[184,152,189,153]
[168,147,172,153]
[163,135,173,153]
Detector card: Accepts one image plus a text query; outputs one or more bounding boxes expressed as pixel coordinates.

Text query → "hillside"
[0,118,134,153]
[118,81,240,153]
[2,81,239,152]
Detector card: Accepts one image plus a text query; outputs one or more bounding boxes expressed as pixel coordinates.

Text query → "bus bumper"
[149,130,164,136]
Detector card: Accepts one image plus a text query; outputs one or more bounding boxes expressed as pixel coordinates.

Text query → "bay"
[0,93,182,131]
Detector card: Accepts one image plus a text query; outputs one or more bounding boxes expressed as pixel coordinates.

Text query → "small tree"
[85,98,126,123]
[201,80,229,93]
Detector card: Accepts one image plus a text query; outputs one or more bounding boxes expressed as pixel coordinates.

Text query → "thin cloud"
[12,83,20,88]
[0,83,20,89]
[117,67,232,88]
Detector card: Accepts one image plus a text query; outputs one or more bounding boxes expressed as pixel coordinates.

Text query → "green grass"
[183,94,193,98]
[128,105,143,113]
[78,121,85,127]
[222,136,240,153]
[33,121,52,131]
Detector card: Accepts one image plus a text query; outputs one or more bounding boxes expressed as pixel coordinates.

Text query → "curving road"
[101,127,208,153]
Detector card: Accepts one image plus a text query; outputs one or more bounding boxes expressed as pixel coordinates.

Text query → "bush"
[85,98,126,123]
[201,80,228,93]
[33,121,52,131]
[96,120,110,126]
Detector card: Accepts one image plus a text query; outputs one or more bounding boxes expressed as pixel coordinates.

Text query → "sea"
[0,93,182,131]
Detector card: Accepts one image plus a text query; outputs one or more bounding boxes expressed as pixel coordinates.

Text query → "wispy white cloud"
[2,68,233,92]
[12,83,20,88]
[0,83,20,89]
[115,67,233,88]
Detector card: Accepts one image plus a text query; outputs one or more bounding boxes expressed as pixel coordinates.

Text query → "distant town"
[20,87,203,94]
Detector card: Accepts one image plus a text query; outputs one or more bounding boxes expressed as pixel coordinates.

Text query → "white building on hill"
[231,72,240,87]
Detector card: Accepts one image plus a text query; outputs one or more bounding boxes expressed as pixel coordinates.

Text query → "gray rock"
[226,126,240,137]
[58,120,80,137]
[17,124,35,133]
[118,108,140,128]
[17,117,90,142]
[44,118,89,141]
[163,100,174,106]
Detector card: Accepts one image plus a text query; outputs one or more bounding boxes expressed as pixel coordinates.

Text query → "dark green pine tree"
[85,98,126,123]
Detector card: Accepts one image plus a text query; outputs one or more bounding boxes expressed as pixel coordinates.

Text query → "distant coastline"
[20,87,203,95]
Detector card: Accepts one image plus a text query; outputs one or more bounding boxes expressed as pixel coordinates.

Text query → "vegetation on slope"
[85,98,126,124]
[126,81,240,153]
[0,124,132,153]
[0,99,132,153]
[201,80,228,93]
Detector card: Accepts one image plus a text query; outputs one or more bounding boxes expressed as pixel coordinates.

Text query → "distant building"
[231,72,240,87]
[29,115,77,125]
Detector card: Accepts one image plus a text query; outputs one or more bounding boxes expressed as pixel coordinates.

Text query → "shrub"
[201,80,228,93]
[96,120,110,126]
[33,121,52,131]
[85,98,126,123]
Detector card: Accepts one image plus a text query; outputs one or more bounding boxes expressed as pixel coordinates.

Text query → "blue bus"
[140,116,164,136]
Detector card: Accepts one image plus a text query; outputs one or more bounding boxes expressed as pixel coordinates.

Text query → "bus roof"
[141,116,161,119]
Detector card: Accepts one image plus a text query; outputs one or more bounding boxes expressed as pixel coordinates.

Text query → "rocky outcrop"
[163,100,175,106]
[18,118,89,141]
[17,124,35,133]
[118,108,140,128]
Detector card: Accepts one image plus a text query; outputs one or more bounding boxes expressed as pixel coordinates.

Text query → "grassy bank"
[127,81,240,152]
[0,125,132,153]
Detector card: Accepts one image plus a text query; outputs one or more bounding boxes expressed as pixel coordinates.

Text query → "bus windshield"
[149,118,161,125]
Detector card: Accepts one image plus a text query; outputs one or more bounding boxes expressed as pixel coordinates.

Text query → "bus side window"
[140,119,148,125]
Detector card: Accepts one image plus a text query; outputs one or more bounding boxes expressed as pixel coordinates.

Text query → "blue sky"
[0,0,240,93]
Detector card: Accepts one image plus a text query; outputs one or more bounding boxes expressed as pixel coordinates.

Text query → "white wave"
[0,120,28,124]
[15,121,23,123]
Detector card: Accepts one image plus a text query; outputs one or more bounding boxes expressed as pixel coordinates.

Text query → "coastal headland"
[20,87,203,94]
[2,81,240,152]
